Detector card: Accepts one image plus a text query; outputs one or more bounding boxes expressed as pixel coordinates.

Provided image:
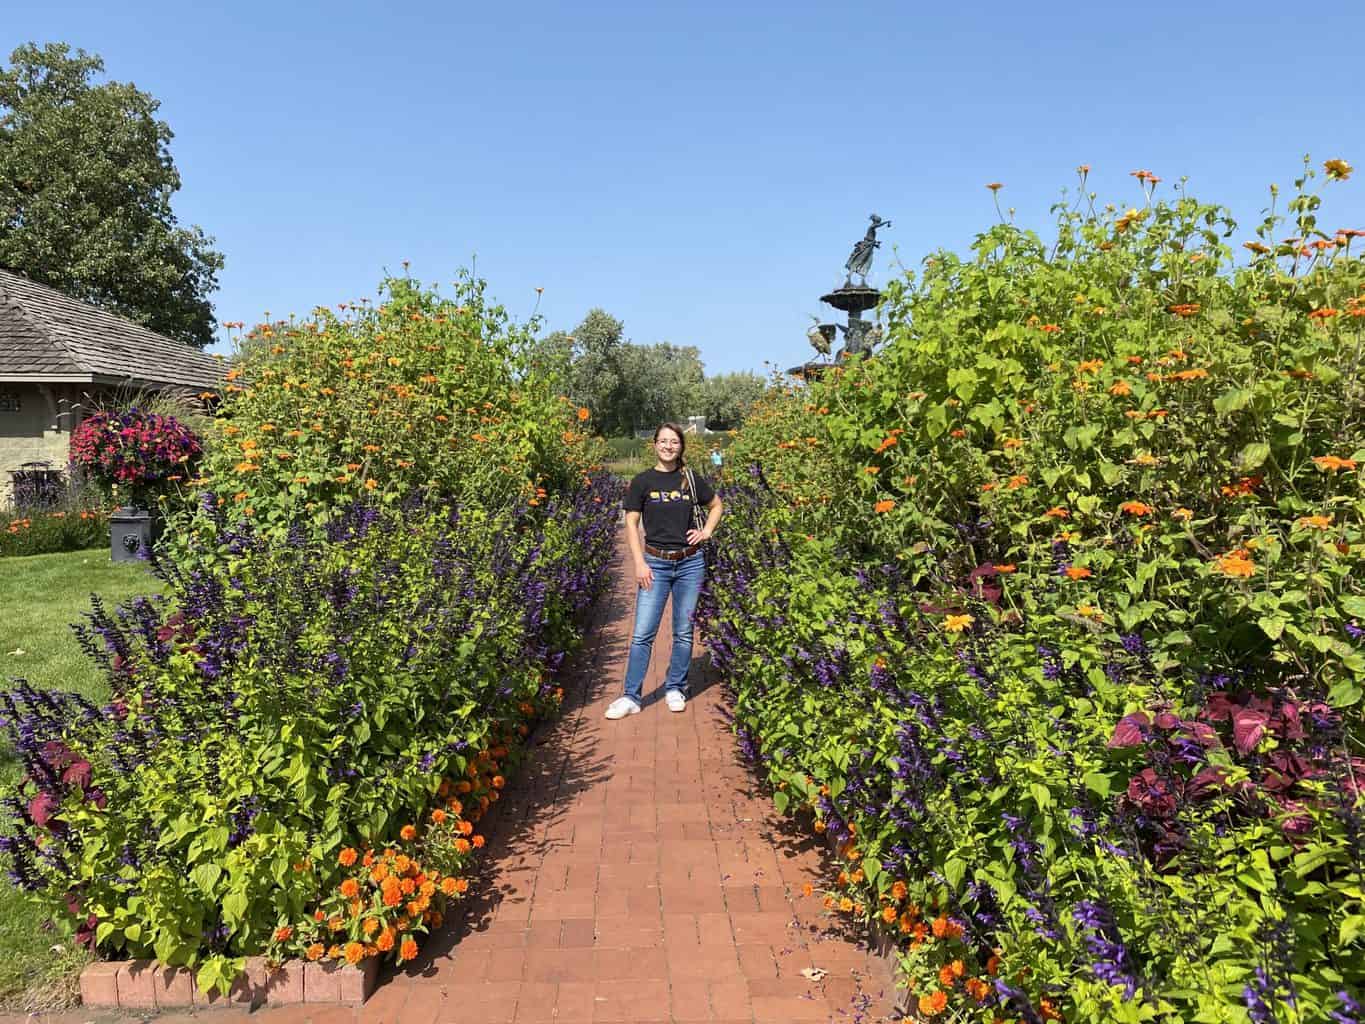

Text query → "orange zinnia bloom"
[1214,551,1256,578]
[1119,501,1153,516]
[1296,515,1332,530]
[400,938,419,961]
[274,925,293,942]
[1064,565,1092,580]
[1313,455,1358,472]
[1044,506,1069,518]
[339,879,360,899]
[344,942,365,965]
[577,407,590,421]
[890,880,909,900]
[400,825,417,841]
[376,928,395,952]
[874,499,895,514]
[306,943,324,961]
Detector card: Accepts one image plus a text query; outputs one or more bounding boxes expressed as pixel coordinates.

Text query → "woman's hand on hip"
[686,527,711,545]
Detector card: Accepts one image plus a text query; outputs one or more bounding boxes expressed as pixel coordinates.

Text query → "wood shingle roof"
[0,268,225,391]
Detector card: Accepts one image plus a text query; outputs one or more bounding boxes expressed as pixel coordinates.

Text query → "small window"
[0,393,20,413]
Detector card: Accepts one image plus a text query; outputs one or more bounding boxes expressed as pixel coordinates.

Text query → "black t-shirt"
[624,466,716,549]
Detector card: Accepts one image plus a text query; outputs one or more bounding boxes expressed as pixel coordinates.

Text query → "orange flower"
[431,808,447,825]
[917,991,948,1016]
[1295,514,1332,530]
[863,465,881,475]
[950,428,966,438]
[400,824,418,841]
[400,937,419,961]
[1313,455,1358,472]
[454,838,472,854]
[1167,302,1201,317]
[874,499,895,514]
[306,942,324,961]
[472,834,486,848]
[274,925,293,942]
[1044,506,1069,519]
[344,941,365,965]
[891,880,909,900]
[1064,565,1092,580]
[339,878,360,899]
[1108,379,1132,396]
[838,896,854,912]
[1324,158,1353,181]
[986,182,1004,192]
[944,614,974,633]
[1076,359,1103,374]
[376,928,395,952]
[994,563,1017,574]
[577,407,590,421]
[938,964,958,987]
[362,917,381,936]
[1172,507,1194,521]
[1214,550,1256,578]
[441,877,459,896]
[1006,474,1029,490]
[882,906,898,923]
[1119,501,1153,516]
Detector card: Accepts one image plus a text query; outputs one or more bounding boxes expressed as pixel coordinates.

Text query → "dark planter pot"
[110,506,162,562]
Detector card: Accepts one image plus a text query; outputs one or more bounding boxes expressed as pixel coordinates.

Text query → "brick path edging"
[78,954,378,1010]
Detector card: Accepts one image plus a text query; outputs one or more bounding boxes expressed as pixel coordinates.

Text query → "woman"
[605,423,723,719]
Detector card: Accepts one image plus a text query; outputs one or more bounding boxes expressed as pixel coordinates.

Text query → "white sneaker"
[666,690,687,713]
[605,696,641,720]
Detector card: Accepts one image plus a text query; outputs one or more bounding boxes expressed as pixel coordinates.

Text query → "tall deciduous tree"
[0,43,224,347]
[701,371,767,430]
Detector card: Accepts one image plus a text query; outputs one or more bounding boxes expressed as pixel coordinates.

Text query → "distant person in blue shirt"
[710,446,723,473]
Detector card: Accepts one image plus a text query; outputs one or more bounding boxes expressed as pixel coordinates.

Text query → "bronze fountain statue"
[789,213,892,378]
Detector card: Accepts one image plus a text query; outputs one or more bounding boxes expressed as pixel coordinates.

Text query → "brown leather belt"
[644,543,702,561]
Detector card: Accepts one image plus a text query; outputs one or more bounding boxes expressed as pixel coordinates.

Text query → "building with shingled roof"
[0,267,224,507]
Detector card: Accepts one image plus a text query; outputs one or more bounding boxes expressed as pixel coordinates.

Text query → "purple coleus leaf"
[1232,708,1269,754]
[1107,711,1151,749]
[28,791,59,828]
[62,760,92,789]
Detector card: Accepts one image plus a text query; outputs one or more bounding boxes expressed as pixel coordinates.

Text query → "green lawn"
[0,550,162,1010]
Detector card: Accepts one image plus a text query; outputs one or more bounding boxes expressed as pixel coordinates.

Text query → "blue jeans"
[623,552,705,704]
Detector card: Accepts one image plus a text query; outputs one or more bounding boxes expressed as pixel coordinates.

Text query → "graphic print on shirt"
[646,490,685,503]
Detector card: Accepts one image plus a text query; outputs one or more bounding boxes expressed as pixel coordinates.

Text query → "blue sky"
[6,1,1364,375]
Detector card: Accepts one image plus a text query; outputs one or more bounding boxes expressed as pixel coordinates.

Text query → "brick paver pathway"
[5,531,898,1024]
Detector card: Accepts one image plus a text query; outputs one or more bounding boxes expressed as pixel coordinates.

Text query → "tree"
[701,371,767,430]
[0,43,223,347]
[617,342,705,433]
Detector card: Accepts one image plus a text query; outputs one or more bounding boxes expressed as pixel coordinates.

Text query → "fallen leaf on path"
[801,967,828,982]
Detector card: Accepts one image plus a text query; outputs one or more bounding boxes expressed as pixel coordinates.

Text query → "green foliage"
[1,272,619,991]
[0,42,223,347]
[700,371,767,430]
[536,308,757,435]
[0,508,107,557]
[708,162,1365,1022]
[203,271,603,540]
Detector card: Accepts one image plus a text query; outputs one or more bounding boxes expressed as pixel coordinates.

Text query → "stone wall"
[0,383,86,509]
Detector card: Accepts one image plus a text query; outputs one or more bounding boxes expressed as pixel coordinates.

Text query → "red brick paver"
[4,531,898,1024]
